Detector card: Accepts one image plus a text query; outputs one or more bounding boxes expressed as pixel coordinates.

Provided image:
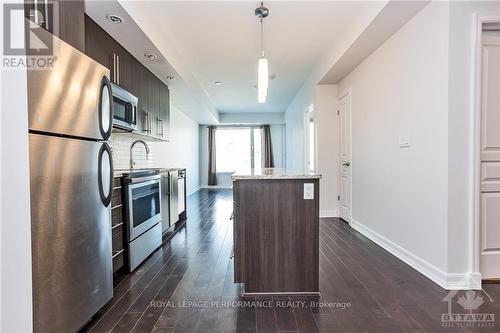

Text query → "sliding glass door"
[216,127,262,172]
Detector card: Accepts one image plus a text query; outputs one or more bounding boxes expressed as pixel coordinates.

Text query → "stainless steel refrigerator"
[27,24,114,332]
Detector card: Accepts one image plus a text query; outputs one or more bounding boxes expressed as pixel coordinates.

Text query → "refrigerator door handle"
[99,76,113,140]
[98,143,114,207]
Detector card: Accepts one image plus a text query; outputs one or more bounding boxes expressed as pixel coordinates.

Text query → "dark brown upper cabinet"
[25,0,85,52]
[84,15,131,90]
[115,45,132,92]
[159,83,170,140]
[84,15,170,141]
[85,15,111,69]
[130,57,147,134]
[147,73,160,138]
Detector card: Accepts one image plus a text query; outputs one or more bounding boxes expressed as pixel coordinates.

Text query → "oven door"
[127,179,161,241]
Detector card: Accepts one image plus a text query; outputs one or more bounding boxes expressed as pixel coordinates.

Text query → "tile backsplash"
[109,134,155,170]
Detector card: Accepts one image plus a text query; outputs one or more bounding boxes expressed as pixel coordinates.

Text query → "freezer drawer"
[29,134,113,332]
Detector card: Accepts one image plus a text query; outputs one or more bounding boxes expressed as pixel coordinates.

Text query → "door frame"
[472,13,500,287]
[303,104,317,173]
[337,90,352,223]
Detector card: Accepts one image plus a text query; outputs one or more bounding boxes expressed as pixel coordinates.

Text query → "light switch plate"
[399,136,410,148]
[304,183,314,200]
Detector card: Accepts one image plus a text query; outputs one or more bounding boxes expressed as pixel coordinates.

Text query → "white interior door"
[480,31,500,279]
[338,93,351,222]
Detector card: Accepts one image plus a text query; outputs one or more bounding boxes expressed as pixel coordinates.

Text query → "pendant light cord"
[260,2,265,57]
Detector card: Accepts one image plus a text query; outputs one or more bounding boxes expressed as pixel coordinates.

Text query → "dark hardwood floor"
[82,189,500,333]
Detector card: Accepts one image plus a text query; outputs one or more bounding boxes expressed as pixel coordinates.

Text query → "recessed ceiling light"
[106,15,123,24]
[166,76,175,80]
[215,81,222,86]
[144,53,157,60]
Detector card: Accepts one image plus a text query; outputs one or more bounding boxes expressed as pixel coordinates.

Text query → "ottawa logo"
[442,290,495,328]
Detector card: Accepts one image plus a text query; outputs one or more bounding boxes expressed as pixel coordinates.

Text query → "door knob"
[342,162,350,167]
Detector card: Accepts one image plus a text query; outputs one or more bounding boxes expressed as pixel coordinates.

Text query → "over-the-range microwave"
[111,83,138,131]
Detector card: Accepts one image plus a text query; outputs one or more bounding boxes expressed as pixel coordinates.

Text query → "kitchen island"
[232,168,321,296]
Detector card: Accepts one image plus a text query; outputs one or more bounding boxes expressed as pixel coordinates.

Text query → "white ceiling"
[117,1,376,115]
[86,0,219,124]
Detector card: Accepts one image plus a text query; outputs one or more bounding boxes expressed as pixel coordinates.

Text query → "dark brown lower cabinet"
[111,177,125,274]
[233,178,320,295]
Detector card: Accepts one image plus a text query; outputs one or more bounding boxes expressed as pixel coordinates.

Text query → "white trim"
[472,13,500,285]
[350,218,478,290]
[469,272,482,290]
[320,210,338,218]
[187,186,201,197]
[337,89,353,223]
[303,104,317,173]
[200,185,231,189]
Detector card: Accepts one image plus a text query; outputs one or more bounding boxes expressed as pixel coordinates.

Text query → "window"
[216,127,262,172]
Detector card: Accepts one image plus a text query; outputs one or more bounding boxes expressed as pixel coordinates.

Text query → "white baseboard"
[320,210,338,218]
[187,186,201,197]
[469,272,482,290]
[350,218,476,290]
[200,185,231,189]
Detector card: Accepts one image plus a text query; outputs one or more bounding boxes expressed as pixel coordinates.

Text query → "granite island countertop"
[231,168,321,180]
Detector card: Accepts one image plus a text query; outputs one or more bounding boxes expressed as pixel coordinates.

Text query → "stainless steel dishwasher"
[168,170,180,228]
[178,169,186,216]
[160,170,171,233]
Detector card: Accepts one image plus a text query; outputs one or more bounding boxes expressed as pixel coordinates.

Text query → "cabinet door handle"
[44,0,49,31]
[148,112,153,134]
[143,112,149,133]
[112,54,116,83]
[117,55,120,85]
[158,118,163,137]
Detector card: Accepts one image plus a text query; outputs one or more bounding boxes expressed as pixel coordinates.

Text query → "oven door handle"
[128,176,161,186]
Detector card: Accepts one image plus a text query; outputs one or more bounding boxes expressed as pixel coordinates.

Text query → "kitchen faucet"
[130,139,150,169]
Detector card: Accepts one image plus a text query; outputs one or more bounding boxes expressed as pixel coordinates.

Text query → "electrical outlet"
[304,183,314,200]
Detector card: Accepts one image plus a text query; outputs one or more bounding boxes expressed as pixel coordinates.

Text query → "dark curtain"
[261,125,275,168]
[207,126,217,185]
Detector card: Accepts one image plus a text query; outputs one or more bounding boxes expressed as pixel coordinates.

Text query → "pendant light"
[255,2,269,103]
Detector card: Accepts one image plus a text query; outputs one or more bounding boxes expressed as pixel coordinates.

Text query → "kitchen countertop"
[114,167,185,177]
[231,168,321,180]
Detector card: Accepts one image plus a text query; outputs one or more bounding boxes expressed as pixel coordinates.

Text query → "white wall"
[314,85,339,217]
[1,2,33,330]
[285,1,389,170]
[446,0,500,280]
[338,1,450,278]
[111,107,200,195]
